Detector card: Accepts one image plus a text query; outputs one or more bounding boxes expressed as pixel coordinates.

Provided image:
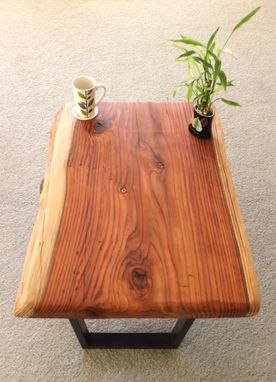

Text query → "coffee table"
[13,102,260,349]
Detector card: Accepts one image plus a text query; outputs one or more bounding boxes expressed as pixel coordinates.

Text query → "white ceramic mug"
[72,75,106,120]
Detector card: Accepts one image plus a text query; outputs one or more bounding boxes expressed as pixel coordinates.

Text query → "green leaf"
[170,39,185,43]
[209,41,216,53]
[80,109,87,116]
[208,49,219,61]
[179,35,204,47]
[213,85,224,94]
[187,82,193,101]
[218,70,227,89]
[88,89,93,95]
[207,27,220,51]
[172,88,177,97]
[206,40,217,62]
[171,85,180,97]
[193,56,212,70]
[177,50,196,59]
[214,58,221,77]
[232,6,261,33]
[188,63,194,78]
[88,99,94,107]
[221,98,241,106]
[215,79,234,94]
[167,41,188,52]
[77,91,86,99]
[171,81,187,97]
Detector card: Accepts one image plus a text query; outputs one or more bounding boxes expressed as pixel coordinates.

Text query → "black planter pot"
[189,107,214,139]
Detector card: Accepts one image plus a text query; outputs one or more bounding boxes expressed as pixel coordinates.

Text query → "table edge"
[212,107,260,316]
[13,104,74,317]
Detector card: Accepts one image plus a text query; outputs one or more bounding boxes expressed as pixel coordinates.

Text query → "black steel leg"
[170,318,195,348]
[69,318,89,348]
[69,318,195,349]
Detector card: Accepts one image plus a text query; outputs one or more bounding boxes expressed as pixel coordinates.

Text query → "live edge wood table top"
[14,101,260,320]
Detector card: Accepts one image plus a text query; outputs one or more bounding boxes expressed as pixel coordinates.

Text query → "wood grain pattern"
[13,102,260,318]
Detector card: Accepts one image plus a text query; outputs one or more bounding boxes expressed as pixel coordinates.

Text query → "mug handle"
[94,83,106,107]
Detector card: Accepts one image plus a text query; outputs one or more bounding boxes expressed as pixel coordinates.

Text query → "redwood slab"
[13,102,260,318]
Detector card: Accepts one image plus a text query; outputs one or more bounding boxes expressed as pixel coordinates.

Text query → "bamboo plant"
[168,6,261,136]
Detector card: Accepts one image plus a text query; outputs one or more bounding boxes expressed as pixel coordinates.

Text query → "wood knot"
[92,119,109,134]
[156,161,165,170]
[132,267,148,290]
[120,186,127,194]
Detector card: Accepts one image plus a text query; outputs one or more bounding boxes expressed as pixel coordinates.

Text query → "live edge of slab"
[13,102,260,319]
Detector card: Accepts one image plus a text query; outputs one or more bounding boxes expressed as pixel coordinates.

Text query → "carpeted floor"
[1,1,275,381]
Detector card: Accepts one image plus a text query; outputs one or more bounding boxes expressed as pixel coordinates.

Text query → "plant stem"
[221,30,234,52]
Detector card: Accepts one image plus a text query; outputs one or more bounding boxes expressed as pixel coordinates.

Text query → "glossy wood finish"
[14,102,260,319]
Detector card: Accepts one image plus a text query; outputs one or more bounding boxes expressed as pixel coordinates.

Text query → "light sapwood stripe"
[13,103,75,317]
[211,109,260,316]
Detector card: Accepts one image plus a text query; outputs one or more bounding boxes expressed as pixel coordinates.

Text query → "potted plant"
[168,6,261,139]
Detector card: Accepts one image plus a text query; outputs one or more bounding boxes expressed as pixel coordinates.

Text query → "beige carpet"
[1,1,275,381]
